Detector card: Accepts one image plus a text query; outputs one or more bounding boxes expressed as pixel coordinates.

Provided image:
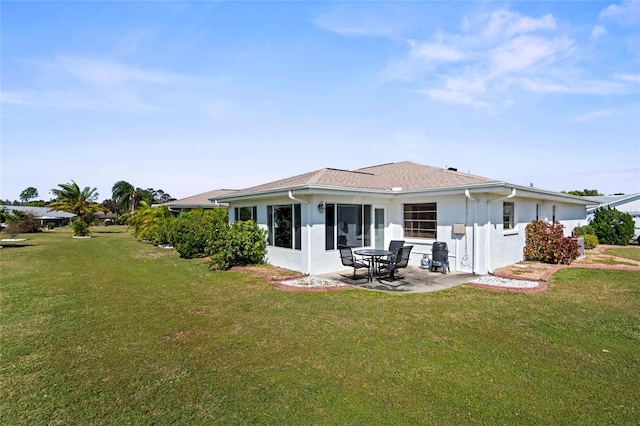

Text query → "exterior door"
[374,207,385,250]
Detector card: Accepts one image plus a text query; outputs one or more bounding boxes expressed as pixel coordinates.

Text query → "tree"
[48,181,101,222]
[151,189,175,204]
[590,206,635,245]
[136,188,154,206]
[126,201,173,244]
[112,181,137,214]
[565,189,603,196]
[100,199,119,215]
[19,187,39,205]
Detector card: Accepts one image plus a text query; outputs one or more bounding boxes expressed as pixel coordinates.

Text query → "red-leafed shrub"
[524,220,580,265]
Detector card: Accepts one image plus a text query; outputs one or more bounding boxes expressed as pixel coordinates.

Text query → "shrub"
[208,220,267,270]
[127,203,173,245]
[524,220,580,265]
[573,224,596,237]
[71,220,91,236]
[2,210,42,237]
[167,208,228,258]
[589,206,635,245]
[582,234,599,250]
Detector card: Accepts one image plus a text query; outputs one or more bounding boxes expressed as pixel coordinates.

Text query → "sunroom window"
[235,206,257,222]
[325,204,371,249]
[267,204,301,250]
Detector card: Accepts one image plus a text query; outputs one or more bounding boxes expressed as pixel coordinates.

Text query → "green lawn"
[2,227,639,425]
[604,246,640,262]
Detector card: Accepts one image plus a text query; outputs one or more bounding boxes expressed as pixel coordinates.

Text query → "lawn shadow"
[0,243,38,249]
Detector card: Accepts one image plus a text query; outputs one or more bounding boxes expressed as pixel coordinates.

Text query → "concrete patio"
[319,265,478,293]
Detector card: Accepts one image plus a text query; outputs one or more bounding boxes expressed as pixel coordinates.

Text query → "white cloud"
[615,73,640,83]
[391,7,636,109]
[422,74,490,108]
[572,109,615,122]
[3,56,189,112]
[519,77,629,95]
[490,35,573,74]
[599,0,640,25]
[409,41,465,62]
[590,25,607,39]
[481,8,556,39]
[313,9,392,37]
[40,56,181,88]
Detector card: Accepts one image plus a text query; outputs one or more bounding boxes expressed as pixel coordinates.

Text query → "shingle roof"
[356,162,498,190]
[2,206,76,218]
[160,189,238,207]
[227,161,499,196]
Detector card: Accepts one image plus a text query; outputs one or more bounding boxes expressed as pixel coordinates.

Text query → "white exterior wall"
[229,192,588,276]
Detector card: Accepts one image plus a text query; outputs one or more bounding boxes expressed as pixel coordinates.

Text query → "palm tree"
[48,181,101,221]
[112,180,137,214]
[126,201,172,243]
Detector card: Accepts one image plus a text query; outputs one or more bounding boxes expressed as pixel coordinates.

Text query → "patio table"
[354,249,392,282]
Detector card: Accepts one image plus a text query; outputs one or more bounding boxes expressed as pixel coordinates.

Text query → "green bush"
[590,206,635,245]
[127,203,173,245]
[582,234,598,250]
[71,220,91,236]
[524,220,580,264]
[167,208,228,259]
[208,220,267,270]
[573,224,596,236]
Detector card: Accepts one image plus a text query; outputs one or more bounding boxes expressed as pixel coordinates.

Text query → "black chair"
[338,245,369,279]
[380,245,413,280]
[378,240,405,266]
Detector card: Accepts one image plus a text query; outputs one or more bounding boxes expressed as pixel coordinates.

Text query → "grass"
[604,246,640,262]
[2,227,639,425]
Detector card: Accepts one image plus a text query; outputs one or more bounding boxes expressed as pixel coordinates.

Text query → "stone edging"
[229,267,353,292]
[469,263,640,293]
[466,281,548,294]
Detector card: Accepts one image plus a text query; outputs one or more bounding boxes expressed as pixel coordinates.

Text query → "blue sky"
[2,1,639,202]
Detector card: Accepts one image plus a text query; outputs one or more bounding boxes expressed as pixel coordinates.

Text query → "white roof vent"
[391,187,403,192]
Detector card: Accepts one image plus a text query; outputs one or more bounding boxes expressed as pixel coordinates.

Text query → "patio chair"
[380,245,413,281]
[378,240,405,266]
[338,245,369,279]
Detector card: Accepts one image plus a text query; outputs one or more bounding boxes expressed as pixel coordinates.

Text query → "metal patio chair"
[338,245,369,279]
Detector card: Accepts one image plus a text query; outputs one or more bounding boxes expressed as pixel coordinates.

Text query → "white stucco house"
[587,193,640,239]
[213,161,593,276]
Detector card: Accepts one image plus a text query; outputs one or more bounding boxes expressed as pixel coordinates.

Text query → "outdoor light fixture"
[318,201,325,214]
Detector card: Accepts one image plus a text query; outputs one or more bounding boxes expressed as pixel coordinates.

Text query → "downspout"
[288,191,311,275]
[486,188,516,274]
[464,189,478,274]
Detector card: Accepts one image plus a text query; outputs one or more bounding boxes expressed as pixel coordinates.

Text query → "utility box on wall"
[453,223,465,235]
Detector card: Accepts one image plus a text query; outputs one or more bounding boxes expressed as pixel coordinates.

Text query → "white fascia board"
[395,182,596,205]
[170,203,228,208]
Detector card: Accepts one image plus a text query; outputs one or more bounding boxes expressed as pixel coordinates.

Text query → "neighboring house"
[157,189,239,214]
[587,193,640,238]
[214,161,593,276]
[95,211,117,223]
[1,206,75,227]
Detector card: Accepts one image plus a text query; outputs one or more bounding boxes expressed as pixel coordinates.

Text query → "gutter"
[288,191,311,275]
[486,188,517,274]
[464,189,478,274]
